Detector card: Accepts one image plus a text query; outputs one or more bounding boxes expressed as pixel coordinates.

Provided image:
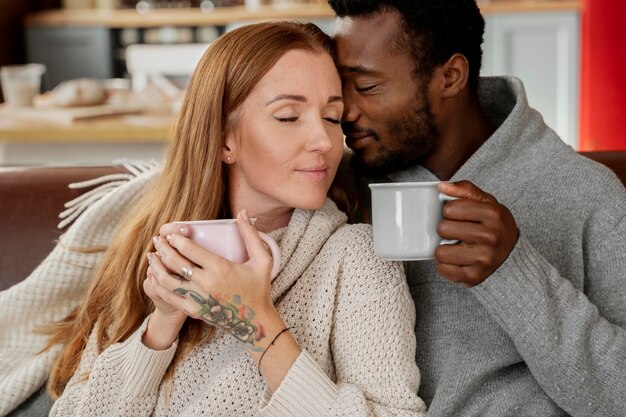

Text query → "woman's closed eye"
[273,115,341,124]
[274,116,298,122]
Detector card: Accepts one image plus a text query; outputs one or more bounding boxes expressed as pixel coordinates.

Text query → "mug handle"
[438,193,460,245]
[257,232,282,279]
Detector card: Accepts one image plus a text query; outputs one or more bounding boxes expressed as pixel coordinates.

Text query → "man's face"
[333,11,440,177]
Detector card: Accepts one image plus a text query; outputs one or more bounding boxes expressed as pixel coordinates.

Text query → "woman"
[46,22,426,416]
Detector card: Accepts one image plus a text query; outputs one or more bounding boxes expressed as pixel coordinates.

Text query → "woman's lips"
[297,168,328,182]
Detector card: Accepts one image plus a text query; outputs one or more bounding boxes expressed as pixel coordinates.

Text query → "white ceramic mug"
[369,181,458,260]
[173,219,282,278]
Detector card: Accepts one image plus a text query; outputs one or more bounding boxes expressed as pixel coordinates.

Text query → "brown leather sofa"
[1,151,625,292]
[0,165,130,291]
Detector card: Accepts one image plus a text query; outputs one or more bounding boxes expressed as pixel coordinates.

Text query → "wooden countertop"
[26,1,583,28]
[0,109,174,143]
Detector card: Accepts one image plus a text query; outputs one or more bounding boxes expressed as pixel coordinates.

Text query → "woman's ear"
[222,132,236,164]
[438,53,469,98]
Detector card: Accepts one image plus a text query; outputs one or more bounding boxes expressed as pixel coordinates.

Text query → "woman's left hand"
[150,210,284,352]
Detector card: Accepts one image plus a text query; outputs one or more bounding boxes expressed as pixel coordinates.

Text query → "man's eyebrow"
[340,65,378,75]
[328,96,343,104]
[265,95,307,106]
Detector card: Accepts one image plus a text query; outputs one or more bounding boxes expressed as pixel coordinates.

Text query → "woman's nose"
[305,121,335,153]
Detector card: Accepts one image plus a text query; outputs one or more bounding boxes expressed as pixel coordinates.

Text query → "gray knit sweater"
[358,76,626,417]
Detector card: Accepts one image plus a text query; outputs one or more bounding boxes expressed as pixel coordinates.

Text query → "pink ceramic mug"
[173,219,281,279]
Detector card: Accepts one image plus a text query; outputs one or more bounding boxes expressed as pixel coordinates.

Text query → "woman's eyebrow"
[266,95,343,106]
[265,94,307,106]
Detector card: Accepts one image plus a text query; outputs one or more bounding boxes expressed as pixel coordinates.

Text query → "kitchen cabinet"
[26,26,114,90]
[483,11,580,148]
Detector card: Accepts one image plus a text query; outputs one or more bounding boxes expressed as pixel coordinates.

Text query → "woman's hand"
[153,210,301,391]
[142,259,187,350]
[151,210,285,352]
[144,255,185,319]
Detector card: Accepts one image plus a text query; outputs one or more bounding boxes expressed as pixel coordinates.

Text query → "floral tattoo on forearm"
[174,288,266,351]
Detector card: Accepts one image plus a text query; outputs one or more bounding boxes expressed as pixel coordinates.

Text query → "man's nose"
[341,88,360,123]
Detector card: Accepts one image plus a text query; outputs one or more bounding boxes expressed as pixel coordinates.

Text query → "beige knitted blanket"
[0,162,158,416]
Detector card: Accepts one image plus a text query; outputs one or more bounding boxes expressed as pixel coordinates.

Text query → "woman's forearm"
[246,309,301,393]
[142,311,184,350]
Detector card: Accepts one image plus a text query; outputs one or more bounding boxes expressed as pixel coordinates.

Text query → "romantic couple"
[2,1,625,416]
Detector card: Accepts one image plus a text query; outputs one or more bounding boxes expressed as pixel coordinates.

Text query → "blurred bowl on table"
[51,78,108,107]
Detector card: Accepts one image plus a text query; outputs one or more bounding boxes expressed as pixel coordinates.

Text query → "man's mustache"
[341,123,379,140]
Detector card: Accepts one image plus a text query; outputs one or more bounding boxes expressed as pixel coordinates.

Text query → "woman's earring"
[226,156,232,163]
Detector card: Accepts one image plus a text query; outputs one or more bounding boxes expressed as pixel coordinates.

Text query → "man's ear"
[437,53,469,98]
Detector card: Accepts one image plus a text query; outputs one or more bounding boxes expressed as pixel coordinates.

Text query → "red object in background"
[579,0,626,151]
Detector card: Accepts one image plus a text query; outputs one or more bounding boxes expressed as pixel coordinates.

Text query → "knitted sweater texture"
[11,179,426,416]
[361,76,626,417]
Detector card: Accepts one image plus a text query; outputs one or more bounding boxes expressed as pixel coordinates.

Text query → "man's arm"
[470,228,626,416]
[436,180,626,417]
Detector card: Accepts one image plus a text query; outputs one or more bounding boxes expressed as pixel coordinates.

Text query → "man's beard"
[350,101,439,178]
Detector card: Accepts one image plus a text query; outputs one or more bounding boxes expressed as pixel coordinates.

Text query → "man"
[329,0,626,416]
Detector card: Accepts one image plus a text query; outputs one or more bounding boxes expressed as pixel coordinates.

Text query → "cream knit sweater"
[0,167,426,416]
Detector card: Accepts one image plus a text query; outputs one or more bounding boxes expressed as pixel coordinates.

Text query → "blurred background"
[0,0,624,166]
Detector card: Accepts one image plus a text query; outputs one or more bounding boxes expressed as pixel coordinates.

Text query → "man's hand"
[435,181,519,287]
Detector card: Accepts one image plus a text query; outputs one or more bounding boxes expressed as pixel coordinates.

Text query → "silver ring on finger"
[180,265,194,280]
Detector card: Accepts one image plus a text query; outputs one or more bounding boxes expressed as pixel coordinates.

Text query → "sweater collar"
[268,198,347,304]
[388,76,557,206]
[451,77,538,182]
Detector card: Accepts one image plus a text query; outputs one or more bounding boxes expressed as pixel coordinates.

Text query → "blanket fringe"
[57,159,160,229]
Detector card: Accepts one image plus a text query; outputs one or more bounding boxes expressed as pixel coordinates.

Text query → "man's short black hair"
[328,0,485,91]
